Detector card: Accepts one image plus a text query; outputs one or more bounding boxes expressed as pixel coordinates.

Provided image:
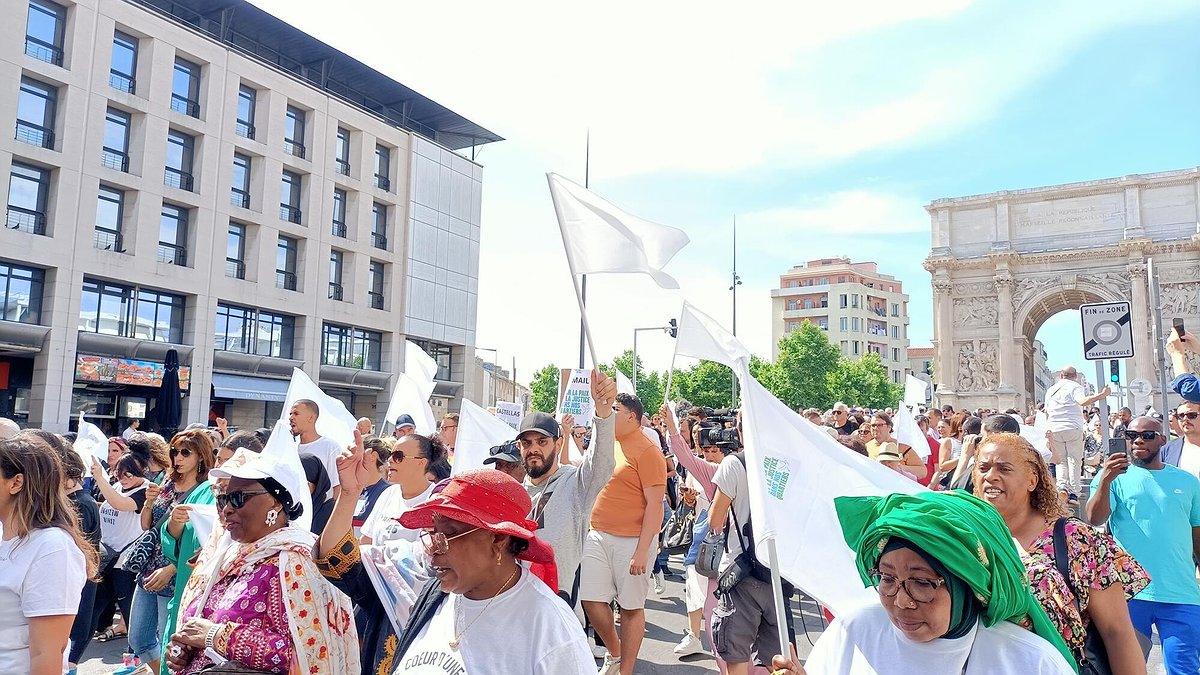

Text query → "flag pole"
[548,174,601,368]
[577,131,590,370]
[767,537,792,660]
[663,349,678,407]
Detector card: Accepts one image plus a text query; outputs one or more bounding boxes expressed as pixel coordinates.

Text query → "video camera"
[699,426,741,450]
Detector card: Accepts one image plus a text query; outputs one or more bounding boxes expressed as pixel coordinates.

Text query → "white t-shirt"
[804,603,1074,674]
[360,483,435,544]
[1178,440,1200,480]
[1044,380,1088,432]
[399,566,594,674]
[712,453,751,573]
[99,483,148,550]
[0,527,87,675]
[298,436,344,493]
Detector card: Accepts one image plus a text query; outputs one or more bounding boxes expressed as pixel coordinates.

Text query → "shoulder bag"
[119,484,196,574]
[662,497,696,554]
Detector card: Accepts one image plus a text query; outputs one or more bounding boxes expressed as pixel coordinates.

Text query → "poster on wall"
[75,355,190,390]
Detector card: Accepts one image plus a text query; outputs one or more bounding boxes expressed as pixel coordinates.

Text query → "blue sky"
[253,0,1199,389]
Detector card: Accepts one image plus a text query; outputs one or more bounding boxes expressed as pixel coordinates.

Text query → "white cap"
[0,418,18,441]
[210,451,306,522]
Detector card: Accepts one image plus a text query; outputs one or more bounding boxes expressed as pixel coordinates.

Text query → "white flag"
[75,413,109,464]
[673,302,926,617]
[452,400,516,475]
[187,504,219,547]
[616,370,635,396]
[904,375,929,407]
[382,342,438,435]
[281,368,357,448]
[260,419,313,531]
[894,402,931,460]
[547,173,690,289]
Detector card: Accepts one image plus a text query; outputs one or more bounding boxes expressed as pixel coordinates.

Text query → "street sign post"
[1080,301,1134,361]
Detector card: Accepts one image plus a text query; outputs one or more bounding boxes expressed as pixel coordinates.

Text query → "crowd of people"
[0,329,1197,674]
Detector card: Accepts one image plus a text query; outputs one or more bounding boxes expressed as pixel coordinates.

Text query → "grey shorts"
[712,574,794,665]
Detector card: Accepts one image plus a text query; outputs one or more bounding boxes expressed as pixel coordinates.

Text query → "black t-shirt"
[836,419,860,435]
[69,489,102,551]
[352,479,393,528]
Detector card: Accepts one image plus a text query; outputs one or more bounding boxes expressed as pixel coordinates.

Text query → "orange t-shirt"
[589,428,667,537]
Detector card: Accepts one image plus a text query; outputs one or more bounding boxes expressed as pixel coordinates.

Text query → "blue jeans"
[128,585,170,663]
[1127,599,1200,675]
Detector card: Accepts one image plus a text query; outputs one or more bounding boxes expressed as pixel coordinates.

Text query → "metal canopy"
[131,0,503,151]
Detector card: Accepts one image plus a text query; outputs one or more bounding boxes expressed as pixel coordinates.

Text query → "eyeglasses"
[419,527,479,556]
[1177,412,1200,421]
[168,447,192,458]
[215,489,269,510]
[1122,430,1160,441]
[868,569,946,603]
[389,450,427,463]
[572,431,587,438]
[870,422,889,427]
[439,424,457,431]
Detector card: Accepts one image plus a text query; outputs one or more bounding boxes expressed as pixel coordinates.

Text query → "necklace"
[449,566,519,650]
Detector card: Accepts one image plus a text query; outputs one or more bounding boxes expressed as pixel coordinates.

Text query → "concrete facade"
[0,0,497,432]
[924,168,1200,413]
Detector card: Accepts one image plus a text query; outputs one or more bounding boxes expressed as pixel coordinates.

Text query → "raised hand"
[336,429,372,495]
[591,369,617,419]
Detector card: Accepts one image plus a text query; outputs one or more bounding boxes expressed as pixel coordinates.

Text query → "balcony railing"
[170,94,200,118]
[231,189,250,209]
[157,242,187,266]
[334,159,350,176]
[101,148,129,172]
[109,72,135,94]
[15,121,54,150]
[235,120,255,140]
[225,258,245,279]
[93,229,125,252]
[283,140,306,159]
[374,174,390,191]
[369,291,384,310]
[280,205,302,224]
[25,39,63,66]
[5,207,46,235]
[331,220,347,238]
[276,270,297,291]
[328,282,343,301]
[164,167,194,192]
[371,232,387,250]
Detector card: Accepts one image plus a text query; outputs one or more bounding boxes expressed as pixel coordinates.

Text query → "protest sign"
[454,400,516,475]
[557,368,595,428]
[494,401,522,430]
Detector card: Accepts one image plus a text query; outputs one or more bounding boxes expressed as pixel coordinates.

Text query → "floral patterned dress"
[1019,517,1151,652]
[177,559,291,675]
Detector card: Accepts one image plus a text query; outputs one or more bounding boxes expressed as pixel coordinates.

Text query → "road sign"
[1127,378,1153,398]
[1080,301,1134,360]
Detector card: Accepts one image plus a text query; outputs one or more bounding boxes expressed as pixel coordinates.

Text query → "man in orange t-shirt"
[581,393,667,675]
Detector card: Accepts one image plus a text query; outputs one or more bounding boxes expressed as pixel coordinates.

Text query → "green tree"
[829,352,903,409]
[601,349,665,412]
[761,322,841,410]
[529,364,561,413]
[670,360,738,409]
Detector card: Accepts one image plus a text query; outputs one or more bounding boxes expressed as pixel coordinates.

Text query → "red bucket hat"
[398,468,554,564]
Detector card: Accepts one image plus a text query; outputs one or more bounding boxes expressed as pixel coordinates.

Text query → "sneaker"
[598,654,622,675]
[653,570,665,594]
[590,635,607,659]
[674,630,706,656]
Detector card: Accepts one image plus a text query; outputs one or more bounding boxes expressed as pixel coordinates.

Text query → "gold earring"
[496,552,502,565]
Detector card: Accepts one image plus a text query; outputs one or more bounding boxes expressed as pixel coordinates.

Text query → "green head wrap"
[835,491,1076,671]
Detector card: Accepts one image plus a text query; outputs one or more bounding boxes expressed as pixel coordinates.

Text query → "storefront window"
[214,302,295,358]
[321,322,381,371]
[412,339,453,380]
[0,263,44,324]
[79,278,185,343]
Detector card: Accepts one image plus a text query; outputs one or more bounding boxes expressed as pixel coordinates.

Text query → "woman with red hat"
[391,466,595,673]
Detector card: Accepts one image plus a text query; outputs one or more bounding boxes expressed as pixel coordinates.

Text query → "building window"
[276,236,298,291]
[231,153,251,209]
[0,263,44,324]
[334,128,351,175]
[214,303,294,358]
[840,340,849,355]
[101,108,131,172]
[838,276,846,283]
[853,341,860,355]
[851,317,860,332]
[283,105,306,159]
[7,163,50,235]
[839,294,848,309]
[110,31,137,93]
[412,340,453,380]
[817,319,828,330]
[328,250,344,301]
[923,361,932,375]
[819,277,828,285]
[893,370,901,383]
[891,302,900,317]
[164,130,195,191]
[374,145,390,191]
[820,297,829,308]
[79,279,184,343]
[16,77,57,150]
[226,222,246,279]
[371,203,388,250]
[321,323,382,370]
[158,204,188,266]
[368,261,384,309]
[235,85,256,139]
[331,189,347,237]
[851,295,860,308]
[280,170,302,223]
[94,186,126,252]
[803,298,814,310]
[170,58,200,118]
[786,300,797,311]
[25,0,65,67]
[839,317,848,331]
[892,325,900,339]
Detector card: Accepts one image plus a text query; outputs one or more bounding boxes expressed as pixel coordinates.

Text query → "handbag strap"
[727,453,753,556]
[1051,517,1084,614]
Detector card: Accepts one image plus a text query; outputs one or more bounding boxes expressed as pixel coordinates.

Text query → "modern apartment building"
[770,258,911,383]
[0,0,501,433]
[906,346,934,399]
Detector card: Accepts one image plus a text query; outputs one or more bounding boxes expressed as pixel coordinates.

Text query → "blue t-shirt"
[1093,464,1200,605]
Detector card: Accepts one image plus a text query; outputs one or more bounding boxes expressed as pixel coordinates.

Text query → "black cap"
[394,413,416,429]
[482,440,520,465]
[518,411,560,439]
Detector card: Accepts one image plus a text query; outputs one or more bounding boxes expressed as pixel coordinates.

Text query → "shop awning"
[211,373,289,402]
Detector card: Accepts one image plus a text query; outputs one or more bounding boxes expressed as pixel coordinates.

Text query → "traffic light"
[667,319,678,338]
[1109,359,1120,385]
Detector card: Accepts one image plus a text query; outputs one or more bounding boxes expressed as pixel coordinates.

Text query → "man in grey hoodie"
[519,368,617,606]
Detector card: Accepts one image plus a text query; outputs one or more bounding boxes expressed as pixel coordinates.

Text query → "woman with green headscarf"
[769,491,1076,674]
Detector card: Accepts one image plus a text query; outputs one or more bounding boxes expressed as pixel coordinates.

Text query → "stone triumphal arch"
[924,167,1200,412]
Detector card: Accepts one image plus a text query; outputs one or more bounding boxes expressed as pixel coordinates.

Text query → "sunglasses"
[215,489,268,510]
[1177,412,1200,421]
[419,527,479,556]
[389,450,427,463]
[1122,430,1160,441]
[169,447,192,458]
[439,424,457,431]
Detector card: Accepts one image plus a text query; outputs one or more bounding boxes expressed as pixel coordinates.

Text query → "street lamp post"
[632,322,678,392]
[476,347,498,408]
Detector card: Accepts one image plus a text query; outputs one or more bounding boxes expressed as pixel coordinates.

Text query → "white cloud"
[739,190,930,238]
